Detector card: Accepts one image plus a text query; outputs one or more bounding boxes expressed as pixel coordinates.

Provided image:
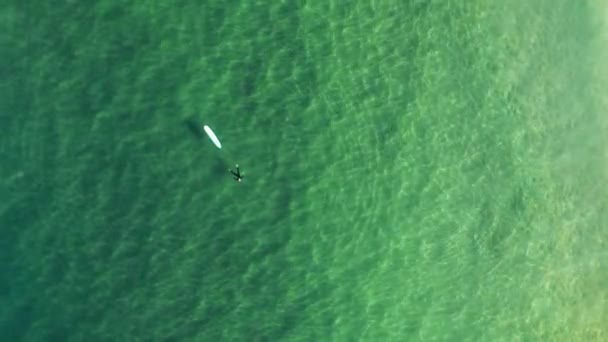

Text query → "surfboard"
[203,125,222,149]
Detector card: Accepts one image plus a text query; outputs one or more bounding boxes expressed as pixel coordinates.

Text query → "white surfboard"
[203,125,222,149]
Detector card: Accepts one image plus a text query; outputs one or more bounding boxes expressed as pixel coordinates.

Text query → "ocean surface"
[2,1,608,341]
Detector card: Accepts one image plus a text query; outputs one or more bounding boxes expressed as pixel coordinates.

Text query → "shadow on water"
[183,117,204,140]
[239,56,261,114]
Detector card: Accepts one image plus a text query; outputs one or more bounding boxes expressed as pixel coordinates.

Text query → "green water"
[2,1,608,341]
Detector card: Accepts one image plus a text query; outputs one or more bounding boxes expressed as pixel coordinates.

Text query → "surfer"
[229,164,243,182]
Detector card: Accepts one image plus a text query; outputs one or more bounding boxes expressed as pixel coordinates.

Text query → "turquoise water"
[2,1,608,341]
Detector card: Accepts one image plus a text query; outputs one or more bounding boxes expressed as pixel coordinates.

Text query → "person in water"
[229,164,243,182]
